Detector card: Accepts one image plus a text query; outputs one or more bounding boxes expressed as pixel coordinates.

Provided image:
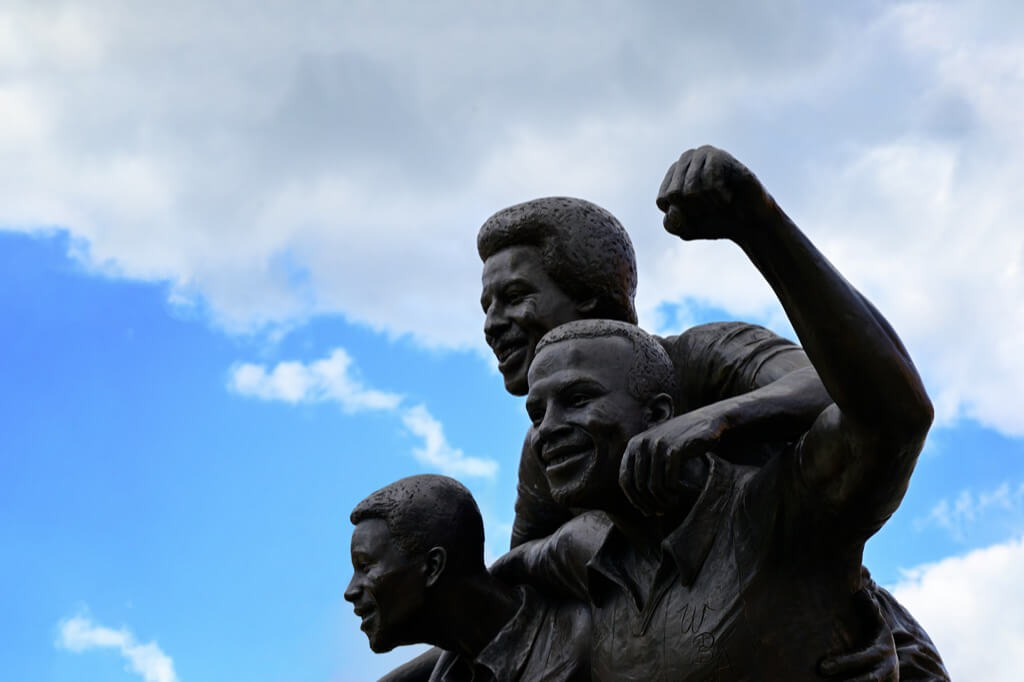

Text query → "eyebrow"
[482,277,535,299]
[527,376,608,408]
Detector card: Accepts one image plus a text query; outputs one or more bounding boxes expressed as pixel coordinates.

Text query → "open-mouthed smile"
[491,337,528,369]
[540,441,591,471]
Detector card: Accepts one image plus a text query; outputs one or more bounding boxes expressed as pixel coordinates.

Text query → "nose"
[533,401,569,450]
[344,576,360,603]
[483,300,508,340]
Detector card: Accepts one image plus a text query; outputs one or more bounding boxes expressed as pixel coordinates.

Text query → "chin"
[368,634,398,653]
[549,483,590,509]
[502,371,529,396]
[551,474,612,511]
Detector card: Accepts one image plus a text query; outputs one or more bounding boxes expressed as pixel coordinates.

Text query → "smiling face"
[525,336,652,509]
[481,245,583,396]
[344,518,427,653]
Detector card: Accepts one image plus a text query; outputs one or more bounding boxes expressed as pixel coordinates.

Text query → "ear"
[644,392,674,428]
[423,547,447,588]
[575,297,600,316]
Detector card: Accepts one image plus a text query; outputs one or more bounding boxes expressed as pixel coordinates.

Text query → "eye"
[568,392,592,408]
[505,286,531,305]
[525,401,544,426]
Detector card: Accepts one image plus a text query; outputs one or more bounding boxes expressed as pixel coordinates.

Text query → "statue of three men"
[345,147,949,680]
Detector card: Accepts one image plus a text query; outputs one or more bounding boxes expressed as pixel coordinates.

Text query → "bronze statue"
[492,146,936,678]
[359,146,949,679]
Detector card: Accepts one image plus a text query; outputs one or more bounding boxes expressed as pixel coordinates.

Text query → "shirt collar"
[660,455,734,586]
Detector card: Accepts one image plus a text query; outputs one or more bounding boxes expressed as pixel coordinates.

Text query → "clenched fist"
[656,145,775,243]
[618,409,722,517]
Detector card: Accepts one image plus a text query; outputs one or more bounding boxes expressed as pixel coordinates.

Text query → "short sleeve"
[659,321,810,414]
[865,573,950,680]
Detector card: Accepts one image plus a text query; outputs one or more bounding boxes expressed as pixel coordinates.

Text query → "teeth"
[494,340,524,362]
[544,448,585,466]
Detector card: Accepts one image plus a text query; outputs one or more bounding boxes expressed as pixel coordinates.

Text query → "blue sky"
[3,2,1024,680]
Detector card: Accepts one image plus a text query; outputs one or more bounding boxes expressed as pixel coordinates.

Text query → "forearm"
[702,365,831,449]
[736,204,932,436]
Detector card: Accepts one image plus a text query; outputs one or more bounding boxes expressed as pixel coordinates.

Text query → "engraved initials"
[680,602,713,633]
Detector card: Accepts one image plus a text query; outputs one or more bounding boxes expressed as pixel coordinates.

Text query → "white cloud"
[917,481,1024,541]
[228,348,402,412]
[3,1,1024,436]
[57,614,178,682]
[889,535,1024,682]
[401,404,499,478]
[228,348,497,478]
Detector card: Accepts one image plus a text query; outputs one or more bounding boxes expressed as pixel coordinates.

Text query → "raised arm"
[655,145,932,538]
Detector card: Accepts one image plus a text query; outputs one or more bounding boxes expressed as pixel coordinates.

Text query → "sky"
[2,1,1023,680]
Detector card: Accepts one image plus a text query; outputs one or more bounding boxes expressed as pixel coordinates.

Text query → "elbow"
[890,387,934,453]
[908,383,935,440]
[918,393,935,434]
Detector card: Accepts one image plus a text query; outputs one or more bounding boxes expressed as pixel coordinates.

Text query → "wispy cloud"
[401,404,498,478]
[916,481,1024,541]
[889,535,1024,681]
[229,348,402,412]
[56,614,178,682]
[228,348,497,478]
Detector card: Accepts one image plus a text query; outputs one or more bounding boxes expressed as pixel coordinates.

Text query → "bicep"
[795,405,917,542]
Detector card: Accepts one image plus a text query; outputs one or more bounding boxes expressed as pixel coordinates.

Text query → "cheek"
[509,302,544,332]
[586,407,627,439]
[380,567,426,611]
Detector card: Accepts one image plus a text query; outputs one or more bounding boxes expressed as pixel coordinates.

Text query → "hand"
[618,410,725,516]
[818,589,898,682]
[655,145,772,243]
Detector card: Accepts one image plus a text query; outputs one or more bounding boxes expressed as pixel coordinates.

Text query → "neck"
[425,572,521,659]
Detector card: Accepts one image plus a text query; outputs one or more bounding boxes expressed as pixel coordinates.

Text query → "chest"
[589,542,862,681]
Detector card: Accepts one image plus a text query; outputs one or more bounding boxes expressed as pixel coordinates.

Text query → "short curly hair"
[477,197,638,324]
[535,319,677,402]
[350,474,485,576]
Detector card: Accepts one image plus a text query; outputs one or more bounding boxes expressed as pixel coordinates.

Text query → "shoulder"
[659,321,801,409]
[660,320,783,350]
[553,511,613,553]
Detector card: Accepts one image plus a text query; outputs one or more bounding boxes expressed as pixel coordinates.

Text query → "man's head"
[525,320,676,509]
[344,475,485,652]
[478,197,638,396]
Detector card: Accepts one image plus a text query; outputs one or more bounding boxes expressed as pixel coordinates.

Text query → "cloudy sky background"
[3,1,1023,680]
